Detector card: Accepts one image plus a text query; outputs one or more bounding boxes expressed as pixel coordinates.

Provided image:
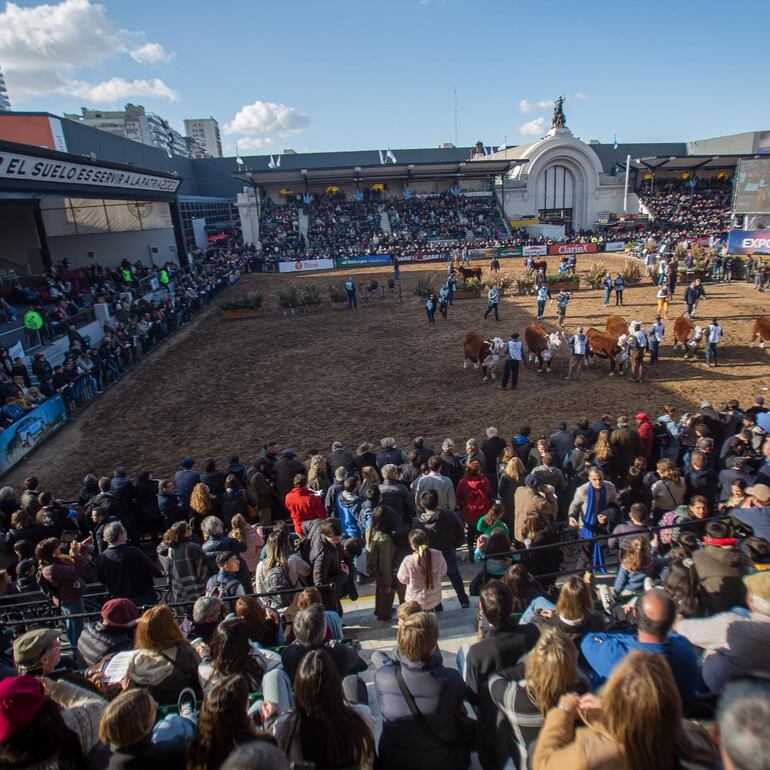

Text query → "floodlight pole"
[623,154,631,214]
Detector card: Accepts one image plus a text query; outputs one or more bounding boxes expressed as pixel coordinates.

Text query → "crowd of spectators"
[636,177,732,237]
[0,246,252,426]
[0,392,769,768]
[306,196,385,256]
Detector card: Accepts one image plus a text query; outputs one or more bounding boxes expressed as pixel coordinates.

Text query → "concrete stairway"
[379,210,392,236]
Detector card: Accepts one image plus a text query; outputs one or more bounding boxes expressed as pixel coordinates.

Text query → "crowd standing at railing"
[0,389,768,768]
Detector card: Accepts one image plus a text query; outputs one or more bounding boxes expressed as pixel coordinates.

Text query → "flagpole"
[623,154,631,214]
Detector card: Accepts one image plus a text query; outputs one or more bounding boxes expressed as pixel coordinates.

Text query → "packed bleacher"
[306,195,385,256]
[636,177,732,237]
[0,246,253,427]
[0,393,769,769]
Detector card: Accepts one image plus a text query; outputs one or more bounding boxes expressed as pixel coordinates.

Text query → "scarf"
[703,537,737,547]
[580,483,607,572]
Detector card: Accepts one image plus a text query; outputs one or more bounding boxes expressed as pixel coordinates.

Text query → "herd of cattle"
[463,315,770,382]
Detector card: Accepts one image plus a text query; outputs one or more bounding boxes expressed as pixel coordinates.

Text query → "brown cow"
[463,332,505,382]
[586,328,627,376]
[524,324,563,373]
[523,258,548,273]
[673,315,704,358]
[751,316,770,348]
[605,315,628,339]
[459,266,482,281]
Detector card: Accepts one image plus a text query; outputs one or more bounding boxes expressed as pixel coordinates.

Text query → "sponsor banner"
[548,242,599,256]
[509,218,539,228]
[497,245,523,257]
[522,245,547,256]
[402,253,450,263]
[337,254,391,267]
[465,247,497,261]
[727,229,770,255]
[278,258,336,273]
[0,149,181,193]
[604,241,626,252]
[0,395,68,477]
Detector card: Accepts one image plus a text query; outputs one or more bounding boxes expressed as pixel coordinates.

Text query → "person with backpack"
[157,521,209,606]
[412,489,469,608]
[255,528,310,611]
[206,551,246,609]
[336,477,364,539]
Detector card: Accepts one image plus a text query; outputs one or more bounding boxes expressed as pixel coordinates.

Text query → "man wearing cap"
[174,457,200,513]
[13,629,61,675]
[513,475,558,541]
[327,441,356,477]
[676,572,770,692]
[500,332,524,390]
[76,598,138,668]
[730,483,770,540]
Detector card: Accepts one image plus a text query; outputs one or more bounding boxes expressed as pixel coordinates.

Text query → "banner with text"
[0,150,181,193]
[0,396,68,478]
[727,230,770,255]
[522,245,548,256]
[497,245,523,257]
[548,242,599,256]
[278,258,336,273]
[604,241,626,252]
[337,254,391,267]
[465,247,497,261]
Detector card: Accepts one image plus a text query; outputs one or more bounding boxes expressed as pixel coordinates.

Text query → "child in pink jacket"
[397,529,447,610]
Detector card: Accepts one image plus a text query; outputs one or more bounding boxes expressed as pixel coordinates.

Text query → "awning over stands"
[629,155,760,173]
[232,158,524,188]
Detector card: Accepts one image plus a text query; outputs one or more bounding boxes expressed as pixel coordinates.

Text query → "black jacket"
[686,467,719,509]
[481,437,508,474]
[90,735,187,770]
[156,492,184,528]
[281,640,366,684]
[376,447,404,469]
[97,544,162,602]
[327,447,357,475]
[439,451,463,486]
[308,527,347,613]
[410,510,464,555]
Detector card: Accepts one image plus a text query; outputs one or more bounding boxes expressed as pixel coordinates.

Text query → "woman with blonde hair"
[189,483,215,533]
[533,651,718,770]
[359,465,380,499]
[592,431,614,477]
[229,513,264,573]
[99,688,187,768]
[489,629,589,770]
[498,455,526,527]
[650,458,686,521]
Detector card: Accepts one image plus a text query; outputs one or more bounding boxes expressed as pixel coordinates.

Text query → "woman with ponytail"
[397,528,447,610]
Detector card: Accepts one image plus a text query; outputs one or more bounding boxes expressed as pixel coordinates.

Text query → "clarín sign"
[0,150,180,193]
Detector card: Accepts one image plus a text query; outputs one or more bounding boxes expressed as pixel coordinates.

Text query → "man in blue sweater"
[580,588,699,699]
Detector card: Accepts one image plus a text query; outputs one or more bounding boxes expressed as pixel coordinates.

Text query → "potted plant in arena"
[454,276,483,299]
[328,283,349,307]
[220,294,264,319]
[547,273,580,291]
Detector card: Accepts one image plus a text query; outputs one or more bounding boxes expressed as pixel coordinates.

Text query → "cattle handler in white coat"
[565,326,588,380]
[500,332,524,390]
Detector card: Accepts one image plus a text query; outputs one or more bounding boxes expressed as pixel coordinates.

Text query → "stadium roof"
[232,158,523,187]
[629,154,759,172]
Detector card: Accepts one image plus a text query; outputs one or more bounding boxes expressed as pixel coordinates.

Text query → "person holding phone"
[35,535,91,647]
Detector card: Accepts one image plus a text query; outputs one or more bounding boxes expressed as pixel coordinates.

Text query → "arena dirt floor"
[8,254,770,495]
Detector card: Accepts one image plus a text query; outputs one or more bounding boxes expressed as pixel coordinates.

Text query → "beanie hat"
[0,675,45,743]
[524,474,543,489]
[100,598,139,627]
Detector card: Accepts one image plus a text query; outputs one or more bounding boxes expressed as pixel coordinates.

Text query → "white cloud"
[70,77,178,102]
[574,91,592,101]
[519,117,548,136]
[236,136,275,152]
[130,42,174,64]
[224,100,310,135]
[519,98,551,114]
[0,0,175,101]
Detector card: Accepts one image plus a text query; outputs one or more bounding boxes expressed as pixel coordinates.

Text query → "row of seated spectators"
[636,177,732,237]
[0,395,769,767]
[259,198,301,260]
[306,196,385,255]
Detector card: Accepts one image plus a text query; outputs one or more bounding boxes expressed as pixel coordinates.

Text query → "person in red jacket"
[285,473,327,536]
[456,460,493,562]
[635,412,654,461]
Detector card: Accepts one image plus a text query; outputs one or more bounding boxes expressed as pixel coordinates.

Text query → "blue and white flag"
[378,149,385,165]
[268,156,276,169]
[386,148,398,164]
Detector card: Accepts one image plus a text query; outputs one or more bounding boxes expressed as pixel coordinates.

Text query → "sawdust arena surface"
[8,254,769,495]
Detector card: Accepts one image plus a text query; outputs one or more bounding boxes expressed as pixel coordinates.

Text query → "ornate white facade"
[493,126,639,231]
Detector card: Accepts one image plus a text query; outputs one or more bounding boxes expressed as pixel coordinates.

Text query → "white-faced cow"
[463,332,506,382]
[750,316,770,348]
[673,315,704,358]
[524,324,563,373]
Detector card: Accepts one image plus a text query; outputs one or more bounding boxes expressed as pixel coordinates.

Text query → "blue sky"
[2,0,769,156]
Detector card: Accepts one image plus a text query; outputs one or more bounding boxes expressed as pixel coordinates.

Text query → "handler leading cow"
[463,332,505,382]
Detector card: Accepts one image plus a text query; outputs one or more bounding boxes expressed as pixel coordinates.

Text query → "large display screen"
[733,158,770,213]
